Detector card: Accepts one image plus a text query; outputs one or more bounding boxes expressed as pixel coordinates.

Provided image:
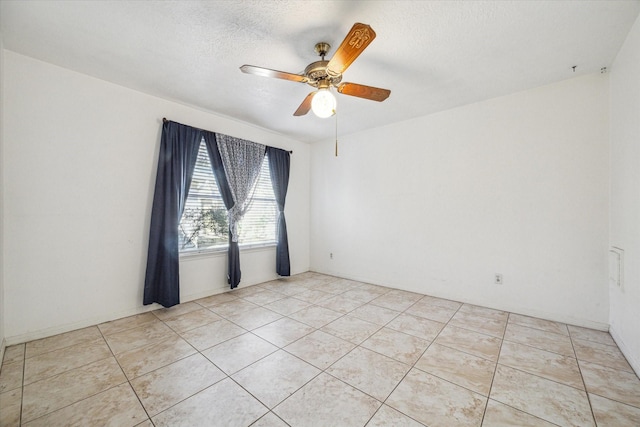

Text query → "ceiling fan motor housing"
[304,60,342,88]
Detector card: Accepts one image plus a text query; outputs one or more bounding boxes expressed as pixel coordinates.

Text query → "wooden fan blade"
[326,23,376,76]
[294,92,315,116]
[240,65,308,83]
[337,82,390,102]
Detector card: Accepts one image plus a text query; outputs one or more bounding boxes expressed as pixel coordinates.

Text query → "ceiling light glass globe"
[311,89,336,118]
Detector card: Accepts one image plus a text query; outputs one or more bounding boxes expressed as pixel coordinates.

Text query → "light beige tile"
[340,288,381,303]
[23,338,112,385]
[162,308,222,333]
[152,377,267,426]
[202,333,277,375]
[504,322,574,356]
[294,289,334,304]
[449,311,506,338]
[195,292,238,308]
[23,383,147,427]
[130,353,225,416]
[301,273,339,285]
[241,289,285,305]
[289,305,342,328]
[590,393,640,426]
[22,357,126,423]
[509,314,569,336]
[361,327,430,365]
[482,399,557,427]
[179,319,246,351]
[0,361,23,393]
[152,301,202,321]
[274,373,380,427]
[366,405,424,427]
[260,280,309,297]
[490,365,594,427]
[253,317,315,347]
[116,333,196,379]
[318,294,367,313]
[25,326,103,358]
[498,341,583,389]
[328,347,410,401]
[134,420,153,427]
[0,388,22,427]
[98,313,159,336]
[105,321,175,354]
[405,300,457,323]
[317,278,362,294]
[386,368,486,427]
[259,278,296,292]
[224,306,283,330]
[353,283,390,296]
[568,325,616,346]
[321,315,381,345]
[251,412,289,427]
[232,350,320,408]
[2,344,25,365]
[579,360,640,408]
[573,337,633,372]
[415,343,495,395]
[230,284,266,298]
[263,296,312,315]
[332,278,367,287]
[285,330,355,370]
[371,290,421,312]
[458,304,509,322]
[387,313,444,341]
[387,289,424,300]
[419,296,462,311]
[209,298,259,317]
[435,325,502,361]
[350,304,400,326]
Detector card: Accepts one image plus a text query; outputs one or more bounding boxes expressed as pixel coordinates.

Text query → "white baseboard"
[609,326,640,377]
[3,282,267,346]
[0,338,5,364]
[309,268,610,331]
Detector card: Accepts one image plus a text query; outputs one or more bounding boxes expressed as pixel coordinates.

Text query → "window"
[178,139,277,252]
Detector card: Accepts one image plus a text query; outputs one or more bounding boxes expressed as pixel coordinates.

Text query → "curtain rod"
[162,117,293,154]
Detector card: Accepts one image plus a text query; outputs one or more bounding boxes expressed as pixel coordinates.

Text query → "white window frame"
[178,139,277,256]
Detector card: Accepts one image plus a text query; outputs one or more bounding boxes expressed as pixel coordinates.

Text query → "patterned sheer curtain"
[216,134,267,242]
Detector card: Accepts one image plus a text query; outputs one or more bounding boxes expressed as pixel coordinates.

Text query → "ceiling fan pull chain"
[335,109,339,157]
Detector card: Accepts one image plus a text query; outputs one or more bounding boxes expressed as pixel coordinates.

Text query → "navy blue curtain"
[202,131,242,288]
[143,121,202,307]
[266,146,291,276]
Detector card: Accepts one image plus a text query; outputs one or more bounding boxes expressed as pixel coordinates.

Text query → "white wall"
[0,33,6,359]
[3,51,310,343]
[609,14,640,374]
[311,73,610,329]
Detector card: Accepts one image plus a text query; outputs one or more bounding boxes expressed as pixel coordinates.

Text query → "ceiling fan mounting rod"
[314,42,331,60]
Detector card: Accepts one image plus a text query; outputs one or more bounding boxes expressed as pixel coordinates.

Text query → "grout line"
[569,326,600,425]
[6,272,637,426]
[481,312,508,426]
[98,323,154,425]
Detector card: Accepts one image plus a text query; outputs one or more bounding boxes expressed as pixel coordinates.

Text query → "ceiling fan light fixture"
[311,88,336,118]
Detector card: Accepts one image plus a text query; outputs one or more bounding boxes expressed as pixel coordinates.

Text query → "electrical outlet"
[330,253,333,259]
[495,274,503,285]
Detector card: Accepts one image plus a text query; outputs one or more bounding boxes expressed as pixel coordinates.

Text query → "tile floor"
[1,272,639,426]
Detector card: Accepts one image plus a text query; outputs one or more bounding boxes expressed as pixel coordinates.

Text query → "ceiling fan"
[240,22,391,118]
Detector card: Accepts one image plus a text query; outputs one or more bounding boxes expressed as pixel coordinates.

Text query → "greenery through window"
[179,139,277,252]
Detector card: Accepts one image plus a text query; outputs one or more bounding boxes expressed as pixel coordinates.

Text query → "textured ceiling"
[1,1,639,143]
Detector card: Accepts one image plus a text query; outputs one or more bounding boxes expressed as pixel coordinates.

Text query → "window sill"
[179,241,277,260]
